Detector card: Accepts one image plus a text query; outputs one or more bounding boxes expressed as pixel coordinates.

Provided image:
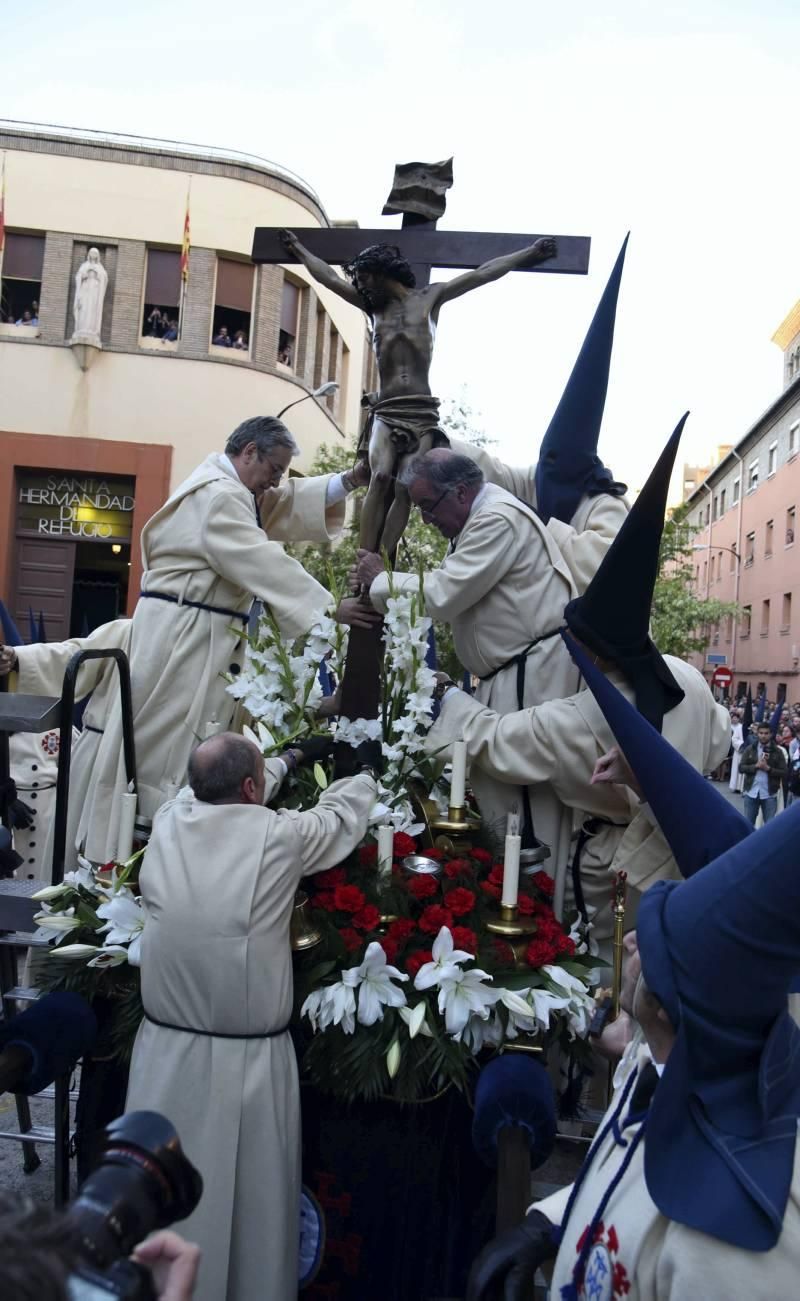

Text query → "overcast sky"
[4,0,799,497]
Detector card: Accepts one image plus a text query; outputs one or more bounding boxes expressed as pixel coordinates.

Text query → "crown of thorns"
[343,243,416,289]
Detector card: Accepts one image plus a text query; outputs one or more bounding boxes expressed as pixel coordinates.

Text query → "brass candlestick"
[486,901,539,970]
[290,891,323,952]
[610,871,628,1020]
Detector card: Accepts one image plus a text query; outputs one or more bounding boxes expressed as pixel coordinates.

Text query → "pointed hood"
[563,414,689,730]
[534,235,630,525]
[0,600,23,647]
[755,691,766,723]
[27,607,37,643]
[563,632,751,877]
[37,611,46,643]
[637,805,800,1250]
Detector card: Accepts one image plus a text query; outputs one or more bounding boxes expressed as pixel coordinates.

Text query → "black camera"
[67,1111,202,1300]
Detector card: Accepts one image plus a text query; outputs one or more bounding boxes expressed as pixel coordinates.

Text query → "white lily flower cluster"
[226,606,345,736]
[32,856,146,969]
[379,593,437,788]
[302,942,408,1033]
[336,716,383,747]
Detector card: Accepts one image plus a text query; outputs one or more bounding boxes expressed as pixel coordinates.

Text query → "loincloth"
[358,392,450,460]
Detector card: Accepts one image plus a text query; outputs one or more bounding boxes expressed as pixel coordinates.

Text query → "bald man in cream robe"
[359,459,579,873]
[7,441,363,867]
[428,656,730,954]
[125,740,377,1301]
[448,436,629,593]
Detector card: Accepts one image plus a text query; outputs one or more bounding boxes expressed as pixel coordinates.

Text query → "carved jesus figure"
[279,229,557,553]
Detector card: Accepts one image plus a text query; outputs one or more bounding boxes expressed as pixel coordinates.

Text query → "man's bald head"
[188,733,265,805]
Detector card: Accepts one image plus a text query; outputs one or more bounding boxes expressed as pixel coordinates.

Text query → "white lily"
[319,977,358,1034]
[301,988,326,1032]
[541,964,588,997]
[349,942,408,1027]
[413,927,474,991]
[502,986,571,1037]
[96,891,145,948]
[87,945,130,969]
[33,908,81,942]
[64,862,98,892]
[31,883,71,902]
[49,943,102,960]
[398,1001,432,1039]
[437,966,499,1039]
[386,1038,402,1079]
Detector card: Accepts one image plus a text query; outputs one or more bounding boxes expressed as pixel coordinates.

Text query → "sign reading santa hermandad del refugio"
[16,471,135,542]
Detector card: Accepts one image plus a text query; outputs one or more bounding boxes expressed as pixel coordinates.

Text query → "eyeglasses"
[263,457,287,484]
[417,487,451,519]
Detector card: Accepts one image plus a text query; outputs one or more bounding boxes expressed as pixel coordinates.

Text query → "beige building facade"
[684,296,800,701]
[0,122,370,640]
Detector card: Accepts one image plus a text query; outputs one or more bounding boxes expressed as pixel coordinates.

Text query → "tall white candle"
[449,740,467,809]
[377,825,395,880]
[506,810,519,838]
[501,833,521,909]
[117,792,138,862]
[204,718,223,738]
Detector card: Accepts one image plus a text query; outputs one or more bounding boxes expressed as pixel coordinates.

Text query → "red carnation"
[530,870,555,897]
[525,937,560,968]
[516,893,536,915]
[314,893,338,913]
[405,949,434,979]
[387,918,416,944]
[406,874,438,900]
[480,880,502,900]
[488,863,506,886]
[445,887,476,918]
[471,848,492,865]
[424,847,444,860]
[393,832,417,857]
[341,928,362,954]
[451,926,478,954]
[314,866,347,889]
[381,937,399,963]
[443,858,471,879]
[554,932,576,958]
[333,884,366,913]
[353,904,381,932]
[358,844,378,866]
[418,904,454,935]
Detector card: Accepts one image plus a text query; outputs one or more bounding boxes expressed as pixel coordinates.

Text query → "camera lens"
[69,1112,203,1269]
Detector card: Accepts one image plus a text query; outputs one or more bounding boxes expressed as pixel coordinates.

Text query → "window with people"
[211,258,253,353]
[278,276,301,367]
[0,232,44,326]
[141,249,181,342]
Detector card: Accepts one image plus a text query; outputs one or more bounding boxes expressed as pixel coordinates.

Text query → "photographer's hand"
[133,1230,201,1301]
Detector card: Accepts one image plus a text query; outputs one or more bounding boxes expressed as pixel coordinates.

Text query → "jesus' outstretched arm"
[429,236,557,313]
[279,229,363,309]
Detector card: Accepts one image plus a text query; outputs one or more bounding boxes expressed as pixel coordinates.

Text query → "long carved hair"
[343,243,417,293]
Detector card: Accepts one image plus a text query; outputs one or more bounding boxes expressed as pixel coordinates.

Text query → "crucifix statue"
[252,160,590,740]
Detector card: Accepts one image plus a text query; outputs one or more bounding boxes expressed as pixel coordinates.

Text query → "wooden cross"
[252,157,590,287]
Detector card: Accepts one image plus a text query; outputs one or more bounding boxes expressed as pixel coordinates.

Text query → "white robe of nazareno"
[13,455,346,866]
[536,1045,800,1300]
[427,657,731,954]
[125,771,376,1301]
[448,436,629,592]
[369,483,579,870]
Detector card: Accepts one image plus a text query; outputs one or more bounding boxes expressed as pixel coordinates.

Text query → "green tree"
[651,504,739,658]
[285,398,493,678]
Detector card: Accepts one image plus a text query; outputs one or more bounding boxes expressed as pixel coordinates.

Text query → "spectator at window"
[278,344,292,365]
[232,330,248,351]
[213,326,232,347]
[15,310,33,326]
[162,319,179,342]
[146,307,164,337]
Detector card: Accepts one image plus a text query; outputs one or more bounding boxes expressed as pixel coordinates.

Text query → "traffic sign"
[707,654,727,665]
[712,666,734,688]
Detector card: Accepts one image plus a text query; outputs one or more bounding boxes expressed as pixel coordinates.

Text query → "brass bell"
[290,890,323,951]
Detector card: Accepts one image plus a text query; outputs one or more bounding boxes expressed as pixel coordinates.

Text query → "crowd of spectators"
[2,300,39,325]
[212,325,248,350]
[144,307,179,341]
[726,696,800,819]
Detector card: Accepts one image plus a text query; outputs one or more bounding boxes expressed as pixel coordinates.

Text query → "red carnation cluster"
[488,863,505,886]
[445,887,476,918]
[530,870,555,897]
[392,832,417,857]
[340,928,362,954]
[418,905,454,935]
[406,874,438,900]
[443,858,471,880]
[353,904,381,932]
[406,949,433,979]
[480,880,502,901]
[471,848,492,866]
[358,844,378,866]
[314,866,347,890]
[386,918,415,945]
[314,893,338,913]
[451,926,478,954]
[333,884,366,914]
[516,894,536,916]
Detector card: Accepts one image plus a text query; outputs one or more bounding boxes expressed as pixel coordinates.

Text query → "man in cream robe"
[125,733,377,1301]
[3,416,373,867]
[448,436,629,593]
[429,654,730,955]
[355,449,578,871]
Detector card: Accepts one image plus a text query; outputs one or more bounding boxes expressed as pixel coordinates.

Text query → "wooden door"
[12,537,76,643]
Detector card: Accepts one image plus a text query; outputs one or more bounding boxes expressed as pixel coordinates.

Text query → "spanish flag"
[179,183,191,283]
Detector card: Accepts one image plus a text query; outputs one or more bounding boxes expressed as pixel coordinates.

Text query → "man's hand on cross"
[335,596,383,630]
[353,550,384,590]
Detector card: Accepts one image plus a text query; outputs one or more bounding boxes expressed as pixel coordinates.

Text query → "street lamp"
[691,543,741,564]
[277,381,339,420]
